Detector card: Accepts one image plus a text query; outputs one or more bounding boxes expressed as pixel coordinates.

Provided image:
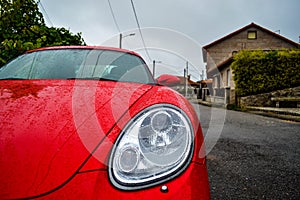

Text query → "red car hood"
[0,80,152,199]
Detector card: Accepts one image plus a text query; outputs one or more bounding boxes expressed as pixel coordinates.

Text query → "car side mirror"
[156,74,181,87]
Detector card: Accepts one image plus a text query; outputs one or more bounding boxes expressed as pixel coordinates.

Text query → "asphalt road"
[192,104,300,200]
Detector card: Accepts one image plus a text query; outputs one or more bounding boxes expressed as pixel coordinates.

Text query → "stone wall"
[240,86,300,107]
[230,89,236,105]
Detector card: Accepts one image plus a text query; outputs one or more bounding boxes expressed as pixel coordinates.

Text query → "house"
[202,22,299,105]
[172,76,199,98]
[197,79,212,100]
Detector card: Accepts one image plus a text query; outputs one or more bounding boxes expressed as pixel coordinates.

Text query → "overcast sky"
[39,0,300,80]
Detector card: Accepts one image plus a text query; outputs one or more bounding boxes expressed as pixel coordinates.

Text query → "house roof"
[203,22,299,50]
[199,79,213,84]
[176,76,199,86]
[206,56,234,77]
[216,57,233,69]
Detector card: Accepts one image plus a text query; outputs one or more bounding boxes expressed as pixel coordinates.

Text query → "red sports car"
[0,46,210,199]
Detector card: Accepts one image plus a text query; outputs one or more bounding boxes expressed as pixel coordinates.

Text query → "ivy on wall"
[231,49,300,97]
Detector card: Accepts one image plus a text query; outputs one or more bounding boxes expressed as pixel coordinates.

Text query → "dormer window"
[247,30,257,39]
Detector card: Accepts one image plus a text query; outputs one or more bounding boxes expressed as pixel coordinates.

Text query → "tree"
[0,0,85,67]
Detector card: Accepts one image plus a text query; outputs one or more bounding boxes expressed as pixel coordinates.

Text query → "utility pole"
[184,68,186,97]
[119,33,122,48]
[152,60,161,78]
[119,33,135,48]
[186,61,189,78]
[185,61,189,97]
[153,60,156,77]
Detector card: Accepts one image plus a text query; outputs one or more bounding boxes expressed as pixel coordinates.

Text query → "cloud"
[42,0,299,44]
[40,0,300,79]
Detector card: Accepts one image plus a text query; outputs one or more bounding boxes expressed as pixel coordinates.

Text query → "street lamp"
[119,33,135,48]
[152,60,162,78]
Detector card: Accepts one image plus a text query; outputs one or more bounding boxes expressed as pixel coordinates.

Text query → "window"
[214,75,220,88]
[226,69,231,87]
[0,49,155,84]
[247,31,257,39]
[221,72,224,87]
[0,53,35,79]
[213,76,217,88]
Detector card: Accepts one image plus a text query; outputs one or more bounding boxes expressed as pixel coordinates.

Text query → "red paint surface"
[39,163,210,200]
[0,48,210,199]
[0,80,153,199]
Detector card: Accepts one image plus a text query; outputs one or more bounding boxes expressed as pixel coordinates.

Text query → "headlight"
[109,104,194,190]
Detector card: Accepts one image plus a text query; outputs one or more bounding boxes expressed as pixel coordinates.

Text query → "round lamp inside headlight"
[118,146,140,173]
[151,111,172,133]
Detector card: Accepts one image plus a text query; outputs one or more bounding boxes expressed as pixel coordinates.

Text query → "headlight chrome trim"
[108,104,195,190]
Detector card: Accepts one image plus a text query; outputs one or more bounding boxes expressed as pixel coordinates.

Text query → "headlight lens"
[109,104,194,190]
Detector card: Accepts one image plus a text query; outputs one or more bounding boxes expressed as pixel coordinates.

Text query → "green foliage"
[0,0,85,67]
[231,49,300,96]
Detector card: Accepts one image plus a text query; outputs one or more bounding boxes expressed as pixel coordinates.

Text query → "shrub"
[231,49,300,96]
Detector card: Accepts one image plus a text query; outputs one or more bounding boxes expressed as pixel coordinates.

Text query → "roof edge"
[203,22,299,50]
[26,45,141,57]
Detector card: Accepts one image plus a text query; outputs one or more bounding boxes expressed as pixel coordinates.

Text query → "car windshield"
[0,48,155,84]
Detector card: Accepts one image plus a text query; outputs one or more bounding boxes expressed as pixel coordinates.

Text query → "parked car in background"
[0,46,210,199]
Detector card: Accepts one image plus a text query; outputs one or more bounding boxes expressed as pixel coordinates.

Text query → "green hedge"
[231,49,300,97]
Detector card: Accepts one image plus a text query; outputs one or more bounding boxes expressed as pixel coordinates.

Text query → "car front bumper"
[38,161,210,200]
